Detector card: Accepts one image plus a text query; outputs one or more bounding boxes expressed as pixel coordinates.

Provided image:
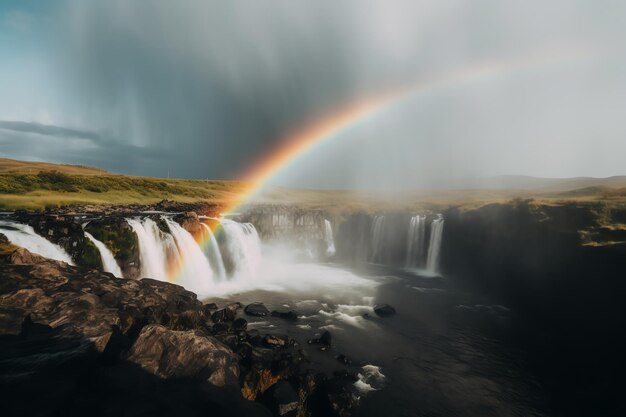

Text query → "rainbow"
[218,46,588,215]
[172,46,588,284]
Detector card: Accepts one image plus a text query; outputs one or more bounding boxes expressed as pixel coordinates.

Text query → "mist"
[1,0,625,189]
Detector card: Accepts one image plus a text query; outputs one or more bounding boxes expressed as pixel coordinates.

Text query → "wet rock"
[259,380,299,417]
[173,211,203,237]
[263,334,289,349]
[127,324,239,388]
[212,307,236,323]
[271,310,298,321]
[374,304,396,317]
[335,354,353,365]
[212,322,230,335]
[362,313,372,320]
[233,317,248,331]
[203,302,218,311]
[308,330,332,347]
[247,329,262,345]
[245,302,270,317]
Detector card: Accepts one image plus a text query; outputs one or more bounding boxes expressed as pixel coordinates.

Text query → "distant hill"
[0,158,109,176]
[480,175,626,192]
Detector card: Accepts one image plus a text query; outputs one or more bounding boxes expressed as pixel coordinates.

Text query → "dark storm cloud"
[2,1,626,186]
[0,120,171,175]
[57,0,435,179]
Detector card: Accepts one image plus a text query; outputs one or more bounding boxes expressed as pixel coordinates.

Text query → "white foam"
[0,221,74,264]
[354,365,386,394]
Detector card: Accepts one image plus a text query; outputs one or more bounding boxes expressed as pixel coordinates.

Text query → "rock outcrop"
[0,249,364,417]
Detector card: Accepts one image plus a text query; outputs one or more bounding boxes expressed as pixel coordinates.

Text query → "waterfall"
[405,215,426,268]
[200,223,226,280]
[84,231,123,277]
[217,219,261,277]
[426,215,444,274]
[324,219,336,257]
[163,218,215,294]
[127,218,174,283]
[370,215,386,263]
[0,220,74,264]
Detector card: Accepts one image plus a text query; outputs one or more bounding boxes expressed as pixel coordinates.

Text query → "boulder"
[262,334,288,349]
[271,310,298,321]
[308,330,332,347]
[374,304,396,317]
[173,211,203,237]
[245,302,270,317]
[127,324,239,388]
[212,307,236,323]
[233,317,248,331]
[259,380,299,417]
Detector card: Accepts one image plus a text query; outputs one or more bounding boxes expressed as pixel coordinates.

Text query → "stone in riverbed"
[270,310,298,321]
[127,324,239,388]
[308,330,332,347]
[374,304,396,317]
[262,334,288,349]
[212,307,236,323]
[244,302,269,317]
[259,380,299,417]
[233,317,248,331]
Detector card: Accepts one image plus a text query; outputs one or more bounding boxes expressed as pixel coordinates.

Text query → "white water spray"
[370,215,386,263]
[426,215,444,274]
[0,220,74,264]
[163,217,215,294]
[218,219,262,277]
[405,215,426,268]
[200,224,226,279]
[127,218,176,283]
[324,219,336,257]
[84,231,123,277]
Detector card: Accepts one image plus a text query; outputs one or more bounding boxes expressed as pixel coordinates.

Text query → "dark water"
[206,263,548,417]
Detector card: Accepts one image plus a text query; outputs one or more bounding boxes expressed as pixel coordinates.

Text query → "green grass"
[0,171,250,211]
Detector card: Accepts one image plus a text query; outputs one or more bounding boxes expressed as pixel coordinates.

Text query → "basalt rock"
[259,380,299,417]
[271,310,298,321]
[374,304,396,317]
[0,249,364,417]
[233,317,248,331]
[173,211,203,238]
[212,307,237,323]
[128,324,239,388]
[245,302,270,317]
[308,330,332,347]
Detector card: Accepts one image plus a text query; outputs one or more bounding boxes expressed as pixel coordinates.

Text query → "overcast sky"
[1,0,625,189]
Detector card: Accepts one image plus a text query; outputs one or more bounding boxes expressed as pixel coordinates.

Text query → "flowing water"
[84,231,123,277]
[405,215,426,268]
[0,213,547,415]
[426,215,444,274]
[324,219,336,257]
[0,220,74,264]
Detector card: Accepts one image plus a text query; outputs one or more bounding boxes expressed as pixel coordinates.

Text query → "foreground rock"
[0,250,365,417]
[245,302,270,317]
[374,304,396,317]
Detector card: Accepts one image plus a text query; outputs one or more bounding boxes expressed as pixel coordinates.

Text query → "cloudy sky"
[1,0,625,189]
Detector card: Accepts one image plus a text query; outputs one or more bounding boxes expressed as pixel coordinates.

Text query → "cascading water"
[200,224,226,279]
[127,218,175,283]
[217,219,261,277]
[370,215,386,263]
[163,218,215,294]
[405,215,426,268]
[426,214,444,274]
[0,220,74,264]
[84,231,123,277]
[324,219,336,257]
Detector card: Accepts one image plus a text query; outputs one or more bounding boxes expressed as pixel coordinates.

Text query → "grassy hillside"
[0,158,250,210]
[1,158,626,212]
